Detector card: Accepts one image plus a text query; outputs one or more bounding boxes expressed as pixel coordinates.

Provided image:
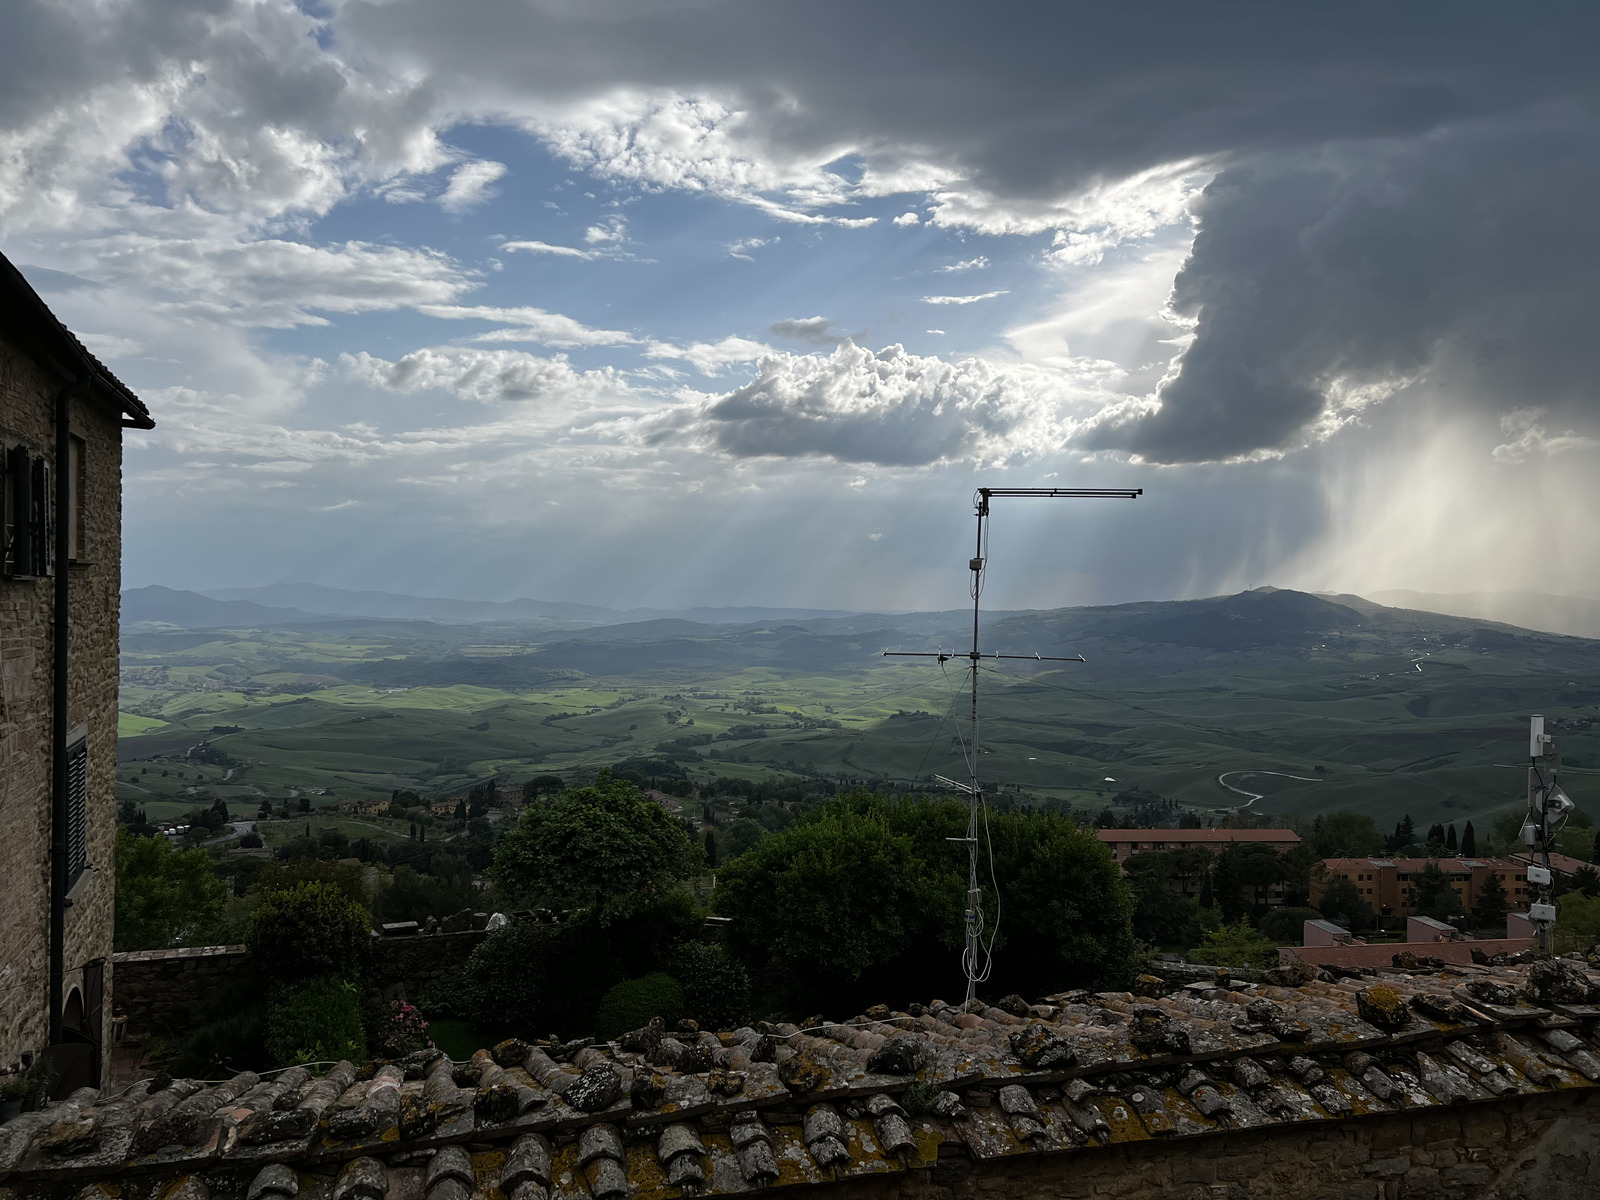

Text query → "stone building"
[0,251,153,1093]
[1,953,1599,1198]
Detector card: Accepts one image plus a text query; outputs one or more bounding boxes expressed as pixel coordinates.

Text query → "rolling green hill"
[115,587,1600,831]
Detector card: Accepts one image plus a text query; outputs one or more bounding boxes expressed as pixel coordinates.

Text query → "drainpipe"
[49,372,91,1048]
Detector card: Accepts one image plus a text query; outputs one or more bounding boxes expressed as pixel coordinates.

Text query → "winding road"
[1216,770,1323,810]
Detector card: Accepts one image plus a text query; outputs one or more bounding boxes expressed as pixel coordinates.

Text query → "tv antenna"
[1523,714,1573,954]
[884,486,1141,1002]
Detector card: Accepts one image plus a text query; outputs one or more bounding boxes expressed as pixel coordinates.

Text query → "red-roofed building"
[1096,827,1300,864]
[1314,856,1529,920]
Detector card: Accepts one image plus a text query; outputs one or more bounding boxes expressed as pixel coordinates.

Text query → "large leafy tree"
[1318,876,1374,931]
[493,769,703,923]
[716,793,1135,1011]
[715,802,938,1006]
[1310,811,1387,858]
[114,830,227,951]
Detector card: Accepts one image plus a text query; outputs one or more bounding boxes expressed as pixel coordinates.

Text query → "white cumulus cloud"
[921,290,1009,305]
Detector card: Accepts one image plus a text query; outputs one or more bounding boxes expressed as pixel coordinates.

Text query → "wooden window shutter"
[66,737,89,893]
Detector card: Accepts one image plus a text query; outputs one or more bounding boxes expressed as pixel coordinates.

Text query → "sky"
[4,0,1599,612]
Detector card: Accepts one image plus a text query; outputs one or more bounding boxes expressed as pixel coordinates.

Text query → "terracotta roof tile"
[5,957,1600,1197]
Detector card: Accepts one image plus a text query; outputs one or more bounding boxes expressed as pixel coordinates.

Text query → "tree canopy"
[1309,811,1386,858]
[493,769,703,924]
[715,793,1135,1012]
[114,830,228,951]
[1412,861,1463,921]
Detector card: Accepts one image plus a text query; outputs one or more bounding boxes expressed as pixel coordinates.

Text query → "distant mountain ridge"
[123,582,878,631]
[1367,589,1600,640]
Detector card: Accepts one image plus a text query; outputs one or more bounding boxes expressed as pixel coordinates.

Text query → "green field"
[115,589,1600,830]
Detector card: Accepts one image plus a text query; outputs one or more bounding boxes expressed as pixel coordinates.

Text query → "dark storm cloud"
[1089,110,1600,461]
[335,0,1600,462]
[341,0,1594,203]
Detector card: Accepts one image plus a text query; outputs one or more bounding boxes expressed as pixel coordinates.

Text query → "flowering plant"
[381,999,433,1056]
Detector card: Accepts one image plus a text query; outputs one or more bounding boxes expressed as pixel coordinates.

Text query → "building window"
[2,443,53,579]
[66,736,88,892]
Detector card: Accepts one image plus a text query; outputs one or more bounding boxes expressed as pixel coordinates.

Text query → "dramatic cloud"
[8,0,1600,605]
[1090,113,1600,462]
[642,341,1094,466]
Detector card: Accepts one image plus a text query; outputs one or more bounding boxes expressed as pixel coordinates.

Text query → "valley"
[114,585,1600,831]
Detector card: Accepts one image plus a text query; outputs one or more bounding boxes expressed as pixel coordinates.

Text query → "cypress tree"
[1461,821,1477,857]
[704,830,718,868]
[1446,824,1458,852]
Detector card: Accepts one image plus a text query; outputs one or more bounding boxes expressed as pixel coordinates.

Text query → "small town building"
[0,251,152,1093]
[1095,826,1301,864]
[1315,856,1527,920]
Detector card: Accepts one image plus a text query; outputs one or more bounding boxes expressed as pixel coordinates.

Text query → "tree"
[114,829,228,951]
[714,803,935,1006]
[703,830,719,868]
[1258,906,1323,944]
[1471,871,1509,932]
[377,857,478,923]
[1461,821,1478,857]
[1390,814,1416,853]
[245,882,372,983]
[1445,824,1458,853]
[1189,920,1278,969]
[1211,847,1246,922]
[1571,866,1600,899]
[1310,812,1386,858]
[1555,892,1600,955]
[1234,846,1287,915]
[493,769,703,923]
[1317,877,1374,931]
[716,794,1135,1010]
[1412,861,1463,920]
[453,799,468,821]
[522,775,566,805]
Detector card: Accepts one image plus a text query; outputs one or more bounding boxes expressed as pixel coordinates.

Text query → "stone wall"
[108,946,251,1034]
[111,932,487,1035]
[0,335,126,1072]
[820,1090,1600,1200]
[364,930,487,1000]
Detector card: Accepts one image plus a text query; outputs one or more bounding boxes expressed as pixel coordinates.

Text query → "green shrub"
[595,973,684,1040]
[1189,919,1279,969]
[1257,906,1323,944]
[245,882,372,982]
[265,977,367,1068]
[671,942,751,1030]
[163,1007,269,1079]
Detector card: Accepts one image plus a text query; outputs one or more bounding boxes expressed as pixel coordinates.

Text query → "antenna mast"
[1524,714,1571,954]
[886,486,1141,1002]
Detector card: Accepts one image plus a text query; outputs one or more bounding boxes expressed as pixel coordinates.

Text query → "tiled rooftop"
[3,956,1599,1199]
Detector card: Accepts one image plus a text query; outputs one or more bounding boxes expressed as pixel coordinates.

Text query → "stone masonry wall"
[364,929,487,999]
[111,932,486,1035]
[0,335,125,1071]
[108,946,251,1034]
[820,1090,1600,1200]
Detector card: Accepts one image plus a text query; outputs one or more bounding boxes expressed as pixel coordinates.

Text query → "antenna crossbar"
[883,651,1086,662]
